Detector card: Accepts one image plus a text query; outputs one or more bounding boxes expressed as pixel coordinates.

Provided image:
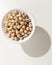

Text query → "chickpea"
[20,21,24,25]
[29,27,32,31]
[11,29,15,33]
[29,22,32,28]
[20,37,23,40]
[7,33,11,38]
[21,32,24,36]
[22,25,25,29]
[4,28,8,33]
[17,34,20,38]
[12,13,15,16]
[8,31,12,34]
[11,20,15,22]
[9,15,13,19]
[17,25,20,29]
[24,30,27,34]
[26,27,29,31]
[11,36,14,40]
[13,26,16,29]
[24,34,28,38]
[16,30,19,34]
[11,33,15,37]
[28,31,31,35]
[14,37,17,41]
[20,29,23,33]
[19,17,22,21]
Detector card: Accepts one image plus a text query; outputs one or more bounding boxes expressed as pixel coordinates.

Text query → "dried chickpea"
[20,29,23,33]
[11,20,15,22]
[17,34,21,38]
[20,37,23,40]
[16,30,19,34]
[22,25,25,29]
[7,33,11,38]
[20,21,24,25]
[11,33,15,37]
[25,34,28,37]
[14,37,17,41]
[21,32,24,36]
[24,30,27,34]
[19,17,22,21]
[17,25,20,29]
[28,31,31,35]
[11,36,14,40]
[29,27,32,31]
[26,27,29,31]
[4,28,8,33]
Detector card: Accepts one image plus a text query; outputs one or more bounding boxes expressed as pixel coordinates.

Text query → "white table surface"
[0,0,52,65]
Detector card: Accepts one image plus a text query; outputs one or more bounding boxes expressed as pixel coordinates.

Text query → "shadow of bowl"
[21,26,51,57]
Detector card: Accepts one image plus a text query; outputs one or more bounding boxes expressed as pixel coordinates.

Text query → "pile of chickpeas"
[3,10,33,41]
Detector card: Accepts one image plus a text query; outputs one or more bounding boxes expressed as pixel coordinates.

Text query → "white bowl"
[2,9,35,44]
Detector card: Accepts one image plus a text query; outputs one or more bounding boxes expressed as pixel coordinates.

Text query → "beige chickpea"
[14,10,19,14]
[28,31,31,35]
[11,36,14,40]
[14,16,17,20]
[26,27,29,31]
[22,14,25,18]
[17,25,20,29]
[20,21,24,25]
[11,22,14,26]
[20,37,23,40]
[19,17,22,21]
[29,27,32,31]
[17,34,21,38]
[12,13,16,16]
[9,15,13,19]
[11,20,15,23]
[4,23,8,27]
[16,13,20,17]
[20,28,23,33]
[15,18,18,22]
[8,20,12,23]
[25,34,28,36]
[24,30,27,34]
[7,22,11,26]
[27,19,31,22]
[14,37,17,41]
[16,23,19,26]
[4,28,8,33]
[7,33,11,38]
[16,30,19,34]
[13,11,17,13]
[22,25,25,29]
[8,31,12,34]
[24,34,28,38]
[21,32,24,36]
[29,22,32,28]
[13,26,16,29]
[11,33,15,37]
[11,29,15,33]
[3,21,7,24]
[8,13,11,17]
[24,22,27,25]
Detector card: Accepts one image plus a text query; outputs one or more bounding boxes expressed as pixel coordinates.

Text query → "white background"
[0,0,52,65]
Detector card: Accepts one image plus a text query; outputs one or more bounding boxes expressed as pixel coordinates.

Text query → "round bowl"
[2,9,35,44]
